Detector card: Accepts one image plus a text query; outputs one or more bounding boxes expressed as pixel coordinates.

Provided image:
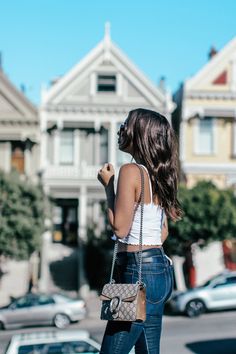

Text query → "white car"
[5,330,101,354]
[169,270,236,317]
[5,329,136,354]
[0,293,87,330]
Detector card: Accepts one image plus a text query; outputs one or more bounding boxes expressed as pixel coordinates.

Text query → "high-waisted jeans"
[100,247,174,354]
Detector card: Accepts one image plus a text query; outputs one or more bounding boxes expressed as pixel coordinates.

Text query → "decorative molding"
[183,105,236,121]
[185,91,236,100]
[182,162,236,174]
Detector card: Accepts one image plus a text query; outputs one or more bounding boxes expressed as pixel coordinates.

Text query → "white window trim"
[91,71,119,95]
[193,117,216,156]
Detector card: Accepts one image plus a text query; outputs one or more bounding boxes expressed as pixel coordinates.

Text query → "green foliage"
[166,181,236,256]
[0,170,45,260]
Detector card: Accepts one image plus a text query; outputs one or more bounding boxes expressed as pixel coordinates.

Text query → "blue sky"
[0,0,236,105]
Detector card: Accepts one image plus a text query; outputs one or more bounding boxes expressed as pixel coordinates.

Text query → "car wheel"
[53,313,70,329]
[185,299,206,318]
[0,321,4,330]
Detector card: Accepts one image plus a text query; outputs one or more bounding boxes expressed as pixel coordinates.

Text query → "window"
[36,295,55,306]
[11,141,25,173]
[195,117,214,155]
[97,75,116,92]
[13,295,36,309]
[226,276,236,284]
[60,130,74,165]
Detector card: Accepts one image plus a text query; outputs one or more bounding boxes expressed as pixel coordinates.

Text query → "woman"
[97,108,182,354]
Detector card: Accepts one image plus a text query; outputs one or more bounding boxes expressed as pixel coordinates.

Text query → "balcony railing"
[44,163,101,180]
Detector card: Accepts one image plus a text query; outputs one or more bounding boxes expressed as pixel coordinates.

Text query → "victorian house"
[40,25,175,252]
[0,69,39,178]
[174,37,236,286]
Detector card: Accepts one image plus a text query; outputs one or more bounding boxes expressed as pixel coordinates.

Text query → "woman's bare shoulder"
[119,163,140,176]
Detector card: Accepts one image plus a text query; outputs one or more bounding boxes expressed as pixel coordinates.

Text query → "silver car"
[169,270,236,317]
[0,293,87,329]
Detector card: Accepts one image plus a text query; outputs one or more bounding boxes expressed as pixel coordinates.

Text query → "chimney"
[158,76,166,92]
[208,46,218,60]
[20,84,26,93]
[50,76,61,86]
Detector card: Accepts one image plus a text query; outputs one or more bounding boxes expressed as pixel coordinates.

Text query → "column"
[24,140,31,177]
[78,186,87,242]
[77,186,89,297]
[4,142,11,173]
[94,132,100,165]
[38,230,52,292]
[108,120,117,166]
[74,129,80,166]
[172,256,186,291]
[54,129,60,165]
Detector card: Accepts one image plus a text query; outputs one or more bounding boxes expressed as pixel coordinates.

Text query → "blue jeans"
[100,247,174,354]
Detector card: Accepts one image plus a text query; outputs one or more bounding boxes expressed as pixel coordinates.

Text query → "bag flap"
[100,283,139,301]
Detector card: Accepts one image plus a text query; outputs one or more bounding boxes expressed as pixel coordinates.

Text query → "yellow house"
[174,37,236,189]
[173,38,236,286]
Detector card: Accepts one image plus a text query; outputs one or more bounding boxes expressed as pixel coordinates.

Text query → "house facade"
[174,37,236,285]
[40,26,175,250]
[176,38,236,189]
[0,69,39,179]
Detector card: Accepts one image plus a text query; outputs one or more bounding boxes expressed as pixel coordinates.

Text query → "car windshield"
[18,341,99,354]
[201,274,223,287]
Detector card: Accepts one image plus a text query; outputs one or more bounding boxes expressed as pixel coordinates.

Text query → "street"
[0,306,235,354]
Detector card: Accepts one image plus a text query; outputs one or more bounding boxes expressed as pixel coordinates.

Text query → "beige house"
[175,37,236,189]
[173,37,236,286]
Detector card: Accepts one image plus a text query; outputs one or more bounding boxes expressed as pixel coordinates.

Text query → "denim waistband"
[116,247,170,266]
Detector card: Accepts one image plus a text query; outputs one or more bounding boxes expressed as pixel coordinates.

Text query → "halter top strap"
[135,163,153,203]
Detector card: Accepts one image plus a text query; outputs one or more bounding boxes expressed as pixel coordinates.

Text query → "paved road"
[0,309,236,353]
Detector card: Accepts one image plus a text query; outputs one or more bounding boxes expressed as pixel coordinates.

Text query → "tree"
[0,170,45,260]
[165,181,236,287]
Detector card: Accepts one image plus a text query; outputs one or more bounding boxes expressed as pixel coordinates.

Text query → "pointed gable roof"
[0,70,37,122]
[185,37,236,92]
[42,24,174,112]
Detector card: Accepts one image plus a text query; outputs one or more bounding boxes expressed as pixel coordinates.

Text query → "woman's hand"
[97,163,115,187]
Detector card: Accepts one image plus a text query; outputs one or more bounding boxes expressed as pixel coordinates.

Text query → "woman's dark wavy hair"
[120,108,182,221]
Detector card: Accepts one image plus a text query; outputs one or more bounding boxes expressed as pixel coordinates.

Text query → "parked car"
[5,330,100,354]
[169,270,236,317]
[5,330,136,354]
[0,293,87,330]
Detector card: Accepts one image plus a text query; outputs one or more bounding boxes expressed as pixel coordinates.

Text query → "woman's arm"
[98,163,136,238]
[161,215,169,244]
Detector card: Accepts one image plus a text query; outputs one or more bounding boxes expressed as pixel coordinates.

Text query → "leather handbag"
[100,165,146,322]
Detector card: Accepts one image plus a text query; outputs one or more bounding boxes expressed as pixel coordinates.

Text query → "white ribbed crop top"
[116,164,165,246]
